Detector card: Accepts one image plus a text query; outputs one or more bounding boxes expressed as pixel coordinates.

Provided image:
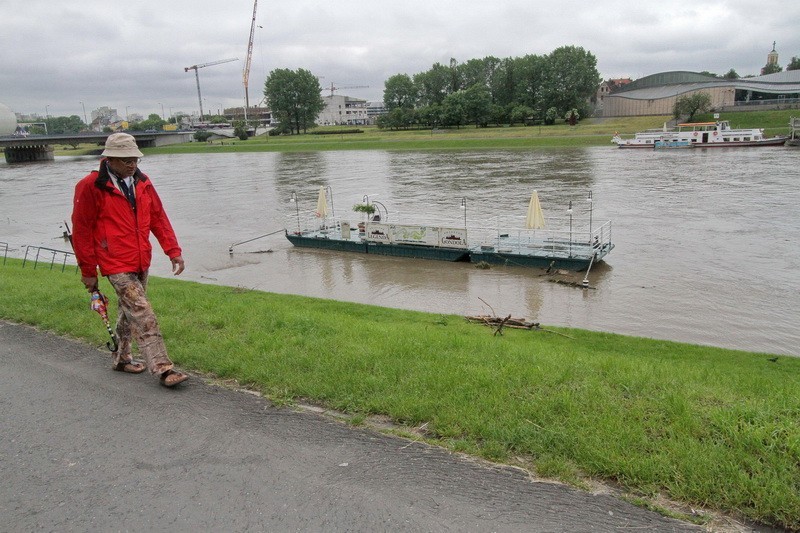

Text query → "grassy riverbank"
[1,259,798,530]
[48,109,796,156]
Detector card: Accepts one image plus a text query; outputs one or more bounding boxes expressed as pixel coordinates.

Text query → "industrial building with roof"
[599,70,800,117]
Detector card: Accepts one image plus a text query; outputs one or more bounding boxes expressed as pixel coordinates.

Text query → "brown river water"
[1,147,798,356]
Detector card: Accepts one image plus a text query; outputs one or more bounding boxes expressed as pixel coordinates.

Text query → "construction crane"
[184,58,238,119]
[243,0,258,114]
[324,82,369,97]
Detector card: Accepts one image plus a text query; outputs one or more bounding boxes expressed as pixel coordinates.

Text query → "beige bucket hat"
[101,133,143,158]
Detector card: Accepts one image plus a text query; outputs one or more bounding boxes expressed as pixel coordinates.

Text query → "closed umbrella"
[525,190,546,229]
[90,290,118,352]
[315,186,328,218]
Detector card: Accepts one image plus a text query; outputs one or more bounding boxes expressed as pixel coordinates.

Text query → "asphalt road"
[0,320,700,532]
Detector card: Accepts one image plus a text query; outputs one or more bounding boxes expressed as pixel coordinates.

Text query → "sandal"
[160,369,189,388]
[112,360,146,374]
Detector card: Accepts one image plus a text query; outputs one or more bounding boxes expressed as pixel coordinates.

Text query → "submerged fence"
[1,241,78,273]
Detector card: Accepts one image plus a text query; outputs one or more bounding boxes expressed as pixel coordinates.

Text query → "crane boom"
[183,58,238,119]
[243,0,258,110]
[325,82,369,97]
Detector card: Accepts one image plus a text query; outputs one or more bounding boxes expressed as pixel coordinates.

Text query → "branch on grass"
[494,314,512,336]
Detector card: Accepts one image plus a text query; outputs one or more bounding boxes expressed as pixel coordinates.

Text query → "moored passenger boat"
[612,120,788,148]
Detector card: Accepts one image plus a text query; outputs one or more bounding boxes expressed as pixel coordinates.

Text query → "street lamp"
[325,185,335,220]
[125,106,130,121]
[289,192,300,233]
[159,103,165,120]
[45,105,50,118]
[567,200,573,257]
[587,190,593,244]
[460,197,467,228]
[79,101,88,126]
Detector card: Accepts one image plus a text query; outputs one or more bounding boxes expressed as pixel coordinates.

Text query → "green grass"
[1,259,798,530]
[46,109,797,156]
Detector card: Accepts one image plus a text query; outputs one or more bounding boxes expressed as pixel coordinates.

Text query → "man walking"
[71,133,188,387]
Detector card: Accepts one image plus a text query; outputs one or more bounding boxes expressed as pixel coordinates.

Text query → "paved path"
[0,321,700,532]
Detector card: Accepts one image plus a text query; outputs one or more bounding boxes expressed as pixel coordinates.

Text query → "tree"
[383,74,417,110]
[761,62,782,75]
[544,107,559,125]
[233,120,249,140]
[416,104,442,128]
[461,84,492,127]
[673,92,712,122]
[382,45,602,128]
[413,62,451,107]
[513,54,547,115]
[441,91,466,128]
[564,108,580,125]
[131,113,166,132]
[376,107,416,130]
[46,115,85,134]
[457,57,500,93]
[264,68,325,134]
[509,105,534,126]
[723,68,740,79]
[489,58,518,110]
[541,46,601,119]
[787,57,800,71]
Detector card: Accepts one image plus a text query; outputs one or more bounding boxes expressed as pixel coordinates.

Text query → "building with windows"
[366,101,387,124]
[601,70,800,117]
[601,44,800,117]
[316,95,369,126]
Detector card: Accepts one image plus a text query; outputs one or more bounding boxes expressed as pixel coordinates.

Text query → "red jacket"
[71,159,181,277]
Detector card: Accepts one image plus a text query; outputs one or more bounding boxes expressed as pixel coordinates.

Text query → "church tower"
[761,41,780,75]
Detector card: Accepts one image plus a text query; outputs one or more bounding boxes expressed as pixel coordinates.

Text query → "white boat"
[612,120,788,149]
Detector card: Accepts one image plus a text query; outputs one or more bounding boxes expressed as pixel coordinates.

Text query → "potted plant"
[352,203,376,216]
[352,203,375,232]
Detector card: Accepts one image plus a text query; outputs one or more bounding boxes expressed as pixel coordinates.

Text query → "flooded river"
[1,146,798,356]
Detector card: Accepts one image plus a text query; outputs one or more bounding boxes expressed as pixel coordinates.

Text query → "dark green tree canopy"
[264,68,325,134]
[382,46,600,129]
[45,115,85,134]
[383,74,418,110]
[130,113,166,132]
[673,92,712,122]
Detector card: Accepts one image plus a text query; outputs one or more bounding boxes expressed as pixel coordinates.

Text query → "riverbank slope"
[1,259,797,530]
[45,109,796,156]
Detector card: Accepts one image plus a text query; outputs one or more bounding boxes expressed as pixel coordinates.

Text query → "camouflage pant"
[106,271,174,375]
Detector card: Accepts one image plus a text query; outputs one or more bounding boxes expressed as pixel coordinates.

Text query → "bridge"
[0,131,194,163]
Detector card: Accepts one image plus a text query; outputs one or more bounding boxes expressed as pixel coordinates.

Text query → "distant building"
[601,70,800,117]
[223,106,273,125]
[762,41,780,75]
[366,101,387,124]
[316,95,368,126]
[594,78,632,114]
[90,106,122,130]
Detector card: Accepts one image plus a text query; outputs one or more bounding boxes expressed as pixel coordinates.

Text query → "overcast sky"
[3,0,798,119]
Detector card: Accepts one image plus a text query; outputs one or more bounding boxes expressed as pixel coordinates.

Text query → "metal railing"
[21,245,78,272]
[469,220,613,259]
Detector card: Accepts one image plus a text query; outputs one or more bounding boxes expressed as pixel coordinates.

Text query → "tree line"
[378,46,601,130]
[261,45,600,133]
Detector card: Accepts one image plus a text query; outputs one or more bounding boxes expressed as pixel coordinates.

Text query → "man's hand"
[171,255,185,276]
[81,276,98,292]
